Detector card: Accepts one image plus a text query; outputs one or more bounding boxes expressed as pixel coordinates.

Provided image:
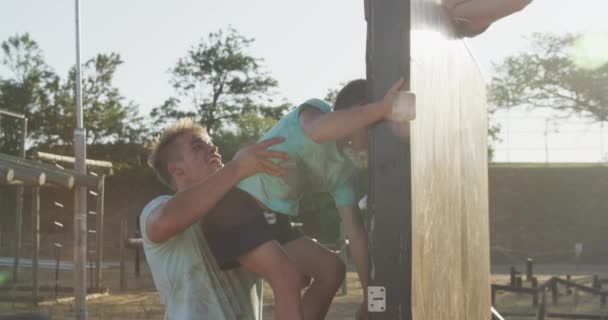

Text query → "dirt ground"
[2,263,608,319]
[0,263,364,320]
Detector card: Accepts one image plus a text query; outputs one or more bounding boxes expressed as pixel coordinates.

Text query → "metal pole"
[74,0,88,318]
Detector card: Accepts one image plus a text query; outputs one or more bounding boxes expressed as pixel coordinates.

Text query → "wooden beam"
[0,167,14,183]
[31,187,40,303]
[120,217,127,291]
[0,160,67,187]
[3,179,46,187]
[37,151,113,170]
[0,154,96,188]
[0,108,26,119]
[8,166,46,186]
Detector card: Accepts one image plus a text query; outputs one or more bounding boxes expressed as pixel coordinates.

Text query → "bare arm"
[300,79,406,144]
[337,205,369,290]
[146,138,289,243]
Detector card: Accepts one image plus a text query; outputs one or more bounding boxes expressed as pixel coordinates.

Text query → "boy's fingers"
[263,161,285,176]
[257,137,285,149]
[389,77,406,92]
[262,161,285,176]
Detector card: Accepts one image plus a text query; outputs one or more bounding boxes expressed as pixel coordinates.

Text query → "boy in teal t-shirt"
[237,97,358,216]
[202,78,414,320]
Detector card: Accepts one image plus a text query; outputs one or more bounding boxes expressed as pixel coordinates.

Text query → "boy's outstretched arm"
[146,138,288,243]
[337,205,369,317]
[300,79,408,144]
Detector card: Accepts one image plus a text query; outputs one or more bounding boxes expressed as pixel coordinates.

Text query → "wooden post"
[54,243,62,300]
[535,292,546,320]
[367,0,412,318]
[12,184,23,284]
[88,250,94,291]
[516,276,523,288]
[133,214,141,278]
[119,217,127,291]
[526,258,533,282]
[566,275,572,294]
[95,175,105,289]
[31,187,40,305]
[12,118,27,284]
[510,266,517,286]
[532,277,539,307]
[491,285,497,305]
[593,275,600,290]
[134,246,141,277]
[551,278,558,305]
[12,120,27,283]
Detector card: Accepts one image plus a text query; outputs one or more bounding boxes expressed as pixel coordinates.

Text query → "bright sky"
[1,0,607,161]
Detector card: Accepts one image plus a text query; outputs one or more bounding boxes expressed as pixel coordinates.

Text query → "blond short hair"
[148,118,208,188]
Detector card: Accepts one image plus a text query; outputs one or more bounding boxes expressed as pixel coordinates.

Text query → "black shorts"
[201,188,303,270]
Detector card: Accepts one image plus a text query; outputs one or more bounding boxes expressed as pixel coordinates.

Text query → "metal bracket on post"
[368,286,386,312]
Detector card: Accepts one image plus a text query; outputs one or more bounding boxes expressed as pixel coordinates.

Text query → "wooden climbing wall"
[366,0,491,319]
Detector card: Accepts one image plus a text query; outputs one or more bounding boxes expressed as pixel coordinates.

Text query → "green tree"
[151,27,282,134]
[0,33,146,155]
[46,52,146,146]
[213,111,280,161]
[0,33,58,154]
[489,33,608,121]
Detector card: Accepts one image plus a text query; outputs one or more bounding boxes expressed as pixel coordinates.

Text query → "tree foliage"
[0,33,146,158]
[49,53,146,146]
[0,33,58,154]
[151,27,283,135]
[489,33,608,121]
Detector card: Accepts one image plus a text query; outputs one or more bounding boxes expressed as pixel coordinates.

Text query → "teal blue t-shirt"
[237,98,357,216]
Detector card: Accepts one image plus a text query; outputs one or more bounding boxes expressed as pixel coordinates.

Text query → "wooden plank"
[367,0,412,319]
[37,151,113,169]
[408,0,490,319]
[367,0,489,318]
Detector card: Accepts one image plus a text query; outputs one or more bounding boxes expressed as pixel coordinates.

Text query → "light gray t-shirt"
[140,195,259,320]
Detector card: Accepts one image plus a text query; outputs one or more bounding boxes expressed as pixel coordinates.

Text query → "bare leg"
[283,237,346,320]
[445,0,532,35]
[237,241,304,320]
